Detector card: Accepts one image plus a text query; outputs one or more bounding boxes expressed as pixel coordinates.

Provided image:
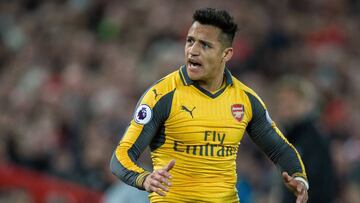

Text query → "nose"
[188,43,200,56]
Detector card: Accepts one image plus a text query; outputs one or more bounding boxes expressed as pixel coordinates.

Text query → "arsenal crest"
[231,104,245,122]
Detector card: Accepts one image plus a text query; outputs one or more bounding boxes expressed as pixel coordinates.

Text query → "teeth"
[190,63,198,69]
[189,62,200,67]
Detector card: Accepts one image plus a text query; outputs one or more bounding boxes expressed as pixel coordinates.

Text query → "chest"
[164,86,252,145]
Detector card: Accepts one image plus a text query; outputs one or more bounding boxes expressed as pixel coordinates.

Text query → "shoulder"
[152,70,180,94]
[133,69,181,124]
[138,68,181,108]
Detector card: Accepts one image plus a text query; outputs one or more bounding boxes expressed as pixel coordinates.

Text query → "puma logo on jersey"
[152,89,162,100]
[181,105,196,118]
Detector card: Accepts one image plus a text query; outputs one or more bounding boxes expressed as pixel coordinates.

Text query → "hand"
[143,160,176,196]
[282,172,308,203]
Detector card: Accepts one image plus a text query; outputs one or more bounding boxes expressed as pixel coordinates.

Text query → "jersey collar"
[179,65,233,99]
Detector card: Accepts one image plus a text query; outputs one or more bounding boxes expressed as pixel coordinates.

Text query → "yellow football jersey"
[110,66,307,202]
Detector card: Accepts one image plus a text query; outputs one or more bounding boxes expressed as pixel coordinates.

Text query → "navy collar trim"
[178,65,233,99]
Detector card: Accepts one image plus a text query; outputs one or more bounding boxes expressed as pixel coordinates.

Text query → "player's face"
[185,22,232,83]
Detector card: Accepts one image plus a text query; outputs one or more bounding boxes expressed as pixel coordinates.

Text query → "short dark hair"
[193,8,238,47]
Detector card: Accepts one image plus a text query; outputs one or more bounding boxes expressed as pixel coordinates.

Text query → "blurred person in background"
[344,162,360,203]
[103,181,149,203]
[110,8,308,203]
[274,76,335,203]
[0,189,33,203]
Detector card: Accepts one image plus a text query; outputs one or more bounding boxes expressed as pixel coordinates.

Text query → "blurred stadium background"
[1,0,360,202]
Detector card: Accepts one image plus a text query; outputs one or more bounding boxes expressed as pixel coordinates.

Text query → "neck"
[198,72,225,92]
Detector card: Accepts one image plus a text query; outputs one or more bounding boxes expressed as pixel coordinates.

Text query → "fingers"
[144,160,175,196]
[150,177,169,192]
[282,172,297,191]
[297,183,302,193]
[145,174,169,196]
[282,172,292,183]
[153,171,171,187]
[163,159,176,172]
[296,186,308,203]
[295,189,303,203]
[149,186,166,196]
[282,171,308,202]
[289,177,307,203]
[158,169,172,179]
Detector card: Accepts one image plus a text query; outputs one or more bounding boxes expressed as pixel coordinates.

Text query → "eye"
[186,37,194,44]
[201,42,211,49]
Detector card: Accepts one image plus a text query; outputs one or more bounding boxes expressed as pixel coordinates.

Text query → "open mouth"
[188,59,202,69]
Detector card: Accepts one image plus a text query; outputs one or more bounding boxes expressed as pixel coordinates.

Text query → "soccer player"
[110,8,309,203]
[275,76,334,203]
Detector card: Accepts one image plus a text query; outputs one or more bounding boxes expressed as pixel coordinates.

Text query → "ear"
[222,47,233,63]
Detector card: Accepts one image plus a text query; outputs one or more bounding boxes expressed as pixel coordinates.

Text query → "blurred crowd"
[0,0,360,202]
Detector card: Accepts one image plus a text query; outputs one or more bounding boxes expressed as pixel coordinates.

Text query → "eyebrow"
[187,36,215,47]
